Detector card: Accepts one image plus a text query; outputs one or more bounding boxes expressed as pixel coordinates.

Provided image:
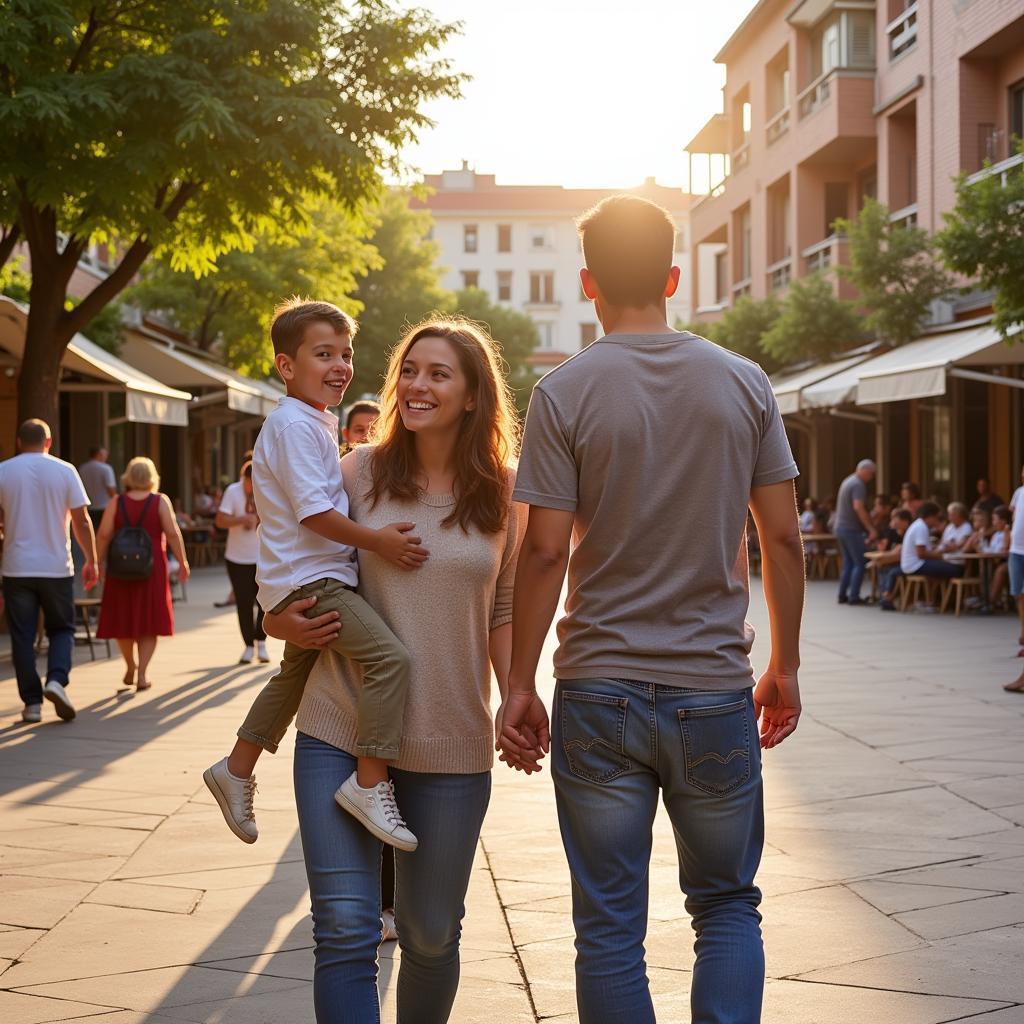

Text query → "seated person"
[870,495,893,536]
[986,505,1012,607]
[963,508,991,554]
[900,481,923,516]
[941,502,973,561]
[799,498,817,533]
[900,502,965,602]
[878,509,913,611]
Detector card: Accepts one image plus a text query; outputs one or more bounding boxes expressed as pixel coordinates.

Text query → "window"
[529,225,554,250]
[580,323,598,346]
[1011,80,1024,143]
[463,224,478,253]
[824,183,849,235]
[736,206,751,282]
[461,270,479,289]
[497,271,512,302]
[529,271,555,304]
[497,224,512,252]
[537,322,556,349]
[715,251,728,304]
[822,22,840,75]
[674,229,686,253]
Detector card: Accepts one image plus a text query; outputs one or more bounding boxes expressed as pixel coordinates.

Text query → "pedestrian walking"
[500,195,805,1024]
[77,445,117,532]
[215,461,268,665]
[95,457,190,690]
[0,419,98,723]
[834,459,878,605]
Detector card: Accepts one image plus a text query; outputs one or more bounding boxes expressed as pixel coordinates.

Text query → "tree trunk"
[17,275,71,450]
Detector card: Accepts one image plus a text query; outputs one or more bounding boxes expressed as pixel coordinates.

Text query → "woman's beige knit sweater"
[295,447,525,774]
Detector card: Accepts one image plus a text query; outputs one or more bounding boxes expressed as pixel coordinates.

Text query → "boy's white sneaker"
[257,641,269,663]
[335,773,418,852]
[43,680,76,721]
[381,908,399,942]
[22,703,42,723]
[203,757,258,843]
[239,646,254,664]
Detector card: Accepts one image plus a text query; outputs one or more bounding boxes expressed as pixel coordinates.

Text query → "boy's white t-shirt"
[252,396,358,611]
[900,518,932,574]
[983,529,1008,555]
[941,521,972,550]
[1011,486,1024,556]
[218,481,259,565]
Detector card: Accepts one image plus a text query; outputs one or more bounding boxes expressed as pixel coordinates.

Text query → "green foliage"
[349,191,454,398]
[836,197,952,346]
[71,297,123,354]
[0,259,30,303]
[451,287,539,410]
[761,273,866,364]
[129,196,379,378]
[937,143,1024,341]
[711,296,783,373]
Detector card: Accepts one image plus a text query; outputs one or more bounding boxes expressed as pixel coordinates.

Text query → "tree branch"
[67,8,100,75]
[0,223,21,271]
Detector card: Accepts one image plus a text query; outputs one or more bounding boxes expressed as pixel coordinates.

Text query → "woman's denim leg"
[294,733,382,1024]
[392,767,491,1024]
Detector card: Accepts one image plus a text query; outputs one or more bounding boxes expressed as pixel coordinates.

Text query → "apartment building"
[685,0,1024,503]
[411,165,692,368]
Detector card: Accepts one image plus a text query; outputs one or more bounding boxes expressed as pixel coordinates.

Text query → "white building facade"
[412,166,692,369]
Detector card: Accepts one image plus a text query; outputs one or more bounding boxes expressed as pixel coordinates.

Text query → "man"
[0,420,98,723]
[77,445,117,532]
[1005,467,1024,691]
[900,481,923,516]
[834,459,878,605]
[940,502,972,559]
[900,502,964,611]
[870,494,892,534]
[877,508,913,611]
[501,195,805,1024]
[341,399,380,453]
[973,477,1004,516]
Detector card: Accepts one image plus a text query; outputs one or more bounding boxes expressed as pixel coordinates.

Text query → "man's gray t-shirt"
[513,331,798,690]
[834,473,867,532]
[78,459,116,510]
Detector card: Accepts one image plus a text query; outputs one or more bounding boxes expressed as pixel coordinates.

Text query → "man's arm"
[852,497,877,539]
[749,480,804,748]
[69,506,99,590]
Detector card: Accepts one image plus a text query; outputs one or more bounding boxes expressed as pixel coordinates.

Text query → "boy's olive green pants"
[237,578,410,760]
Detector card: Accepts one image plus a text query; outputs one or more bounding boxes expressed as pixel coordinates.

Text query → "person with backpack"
[96,456,190,691]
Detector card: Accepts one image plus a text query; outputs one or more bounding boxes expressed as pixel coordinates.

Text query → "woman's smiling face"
[397,335,475,435]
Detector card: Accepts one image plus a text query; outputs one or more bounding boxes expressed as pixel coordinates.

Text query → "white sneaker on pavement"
[203,757,258,843]
[239,645,254,664]
[22,703,42,723]
[257,641,269,663]
[335,773,418,852]
[43,680,76,721]
[381,908,399,942]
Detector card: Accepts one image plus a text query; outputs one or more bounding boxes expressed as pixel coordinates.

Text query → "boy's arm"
[301,509,428,570]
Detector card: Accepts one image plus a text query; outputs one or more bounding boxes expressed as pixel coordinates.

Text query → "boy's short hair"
[892,508,913,525]
[346,399,381,430]
[270,298,356,359]
[993,504,1011,522]
[576,195,676,308]
[917,501,941,520]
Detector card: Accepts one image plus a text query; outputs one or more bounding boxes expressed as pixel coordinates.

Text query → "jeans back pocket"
[678,699,751,797]
[561,690,630,785]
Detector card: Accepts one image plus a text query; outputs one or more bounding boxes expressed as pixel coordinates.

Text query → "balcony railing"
[801,234,846,274]
[731,142,751,173]
[889,203,918,230]
[732,276,752,300]
[886,2,918,60]
[965,151,1024,188]
[797,72,832,119]
[766,257,792,292]
[765,106,791,146]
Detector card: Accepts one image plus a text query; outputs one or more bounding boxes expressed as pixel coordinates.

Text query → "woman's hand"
[177,561,190,583]
[263,596,341,649]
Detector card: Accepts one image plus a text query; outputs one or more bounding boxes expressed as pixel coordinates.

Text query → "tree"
[0,0,461,430]
[451,287,539,409]
[937,143,1024,341]
[349,191,453,398]
[129,196,380,378]
[761,272,866,365]
[711,295,783,373]
[836,197,952,346]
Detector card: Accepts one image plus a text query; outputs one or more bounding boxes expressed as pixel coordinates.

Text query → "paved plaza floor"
[1,568,1023,1023]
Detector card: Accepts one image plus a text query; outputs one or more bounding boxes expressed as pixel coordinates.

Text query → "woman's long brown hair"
[368,317,520,534]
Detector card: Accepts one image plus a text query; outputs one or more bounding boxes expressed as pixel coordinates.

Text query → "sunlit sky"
[401,0,757,192]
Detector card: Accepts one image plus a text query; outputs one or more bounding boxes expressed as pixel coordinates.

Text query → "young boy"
[204,299,427,850]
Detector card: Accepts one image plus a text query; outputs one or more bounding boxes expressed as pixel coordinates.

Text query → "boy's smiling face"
[275,322,353,411]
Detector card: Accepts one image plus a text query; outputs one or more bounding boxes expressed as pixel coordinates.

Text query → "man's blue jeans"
[552,679,764,1024]
[293,732,490,1023]
[835,528,867,601]
[2,576,75,706]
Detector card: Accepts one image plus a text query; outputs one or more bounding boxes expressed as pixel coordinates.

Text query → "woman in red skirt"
[97,457,190,690]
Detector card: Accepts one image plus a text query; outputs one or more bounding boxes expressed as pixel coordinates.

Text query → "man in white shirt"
[77,446,117,531]
[940,502,973,561]
[1007,467,1024,670]
[0,420,98,724]
[900,502,965,589]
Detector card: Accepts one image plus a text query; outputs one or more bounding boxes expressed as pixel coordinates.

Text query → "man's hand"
[82,561,99,591]
[177,561,191,584]
[372,522,429,571]
[497,689,550,773]
[753,667,801,749]
[263,595,341,648]
[244,513,259,531]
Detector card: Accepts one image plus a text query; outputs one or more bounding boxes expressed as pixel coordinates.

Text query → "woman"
[263,318,524,1023]
[97,457,190,690]
[215,461,268,664]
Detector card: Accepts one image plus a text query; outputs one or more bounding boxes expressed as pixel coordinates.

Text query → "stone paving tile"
[83,881,203,915]
[0,990,120,1024]
[893,893,1024,940]
[849,879,1004,915]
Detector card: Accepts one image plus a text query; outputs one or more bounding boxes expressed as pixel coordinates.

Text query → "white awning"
[119,334,283,417]
[772,353,874,415]
[856,323,1024,405]
[0,298,191,426]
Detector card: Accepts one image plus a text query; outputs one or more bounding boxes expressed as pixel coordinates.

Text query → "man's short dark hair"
[892,508,913,524]
[18,419,50,447]
[270,298,356,359]
[346,400,380,430]
[993,504,1011,522]
[901,481,921,499]
[577,195,675,308]
[88,445,105,458]
[917,501,941,519]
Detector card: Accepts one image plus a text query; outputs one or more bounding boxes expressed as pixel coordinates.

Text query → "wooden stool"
[941,574,982,616]
[901,575,939,611]
[74,598,111,660]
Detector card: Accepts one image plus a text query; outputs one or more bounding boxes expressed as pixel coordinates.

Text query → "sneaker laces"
[242,777,257,823]
[377,781,407,829]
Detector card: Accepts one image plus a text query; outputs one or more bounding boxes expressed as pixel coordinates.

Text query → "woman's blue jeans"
[293,732,490,1023]
[552,679,765,1024]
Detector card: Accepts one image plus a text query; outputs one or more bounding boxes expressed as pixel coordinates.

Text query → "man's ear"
[664,265,681,299]
[275,352,294,382]
[580,268,599,301]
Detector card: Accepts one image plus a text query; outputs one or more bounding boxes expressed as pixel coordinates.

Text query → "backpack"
[107,495,155,581]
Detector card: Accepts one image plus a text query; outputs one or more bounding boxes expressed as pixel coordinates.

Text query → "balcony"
[793,69,876,165]
[886,3,917,60]
[889,203,918,230]
[732,277,752,300]
[798,73,833,119]
[731,141,751,173]
[802,234,847,274]
[965,151,1024,188]
[765,107,791,146]
[767,258,792,292]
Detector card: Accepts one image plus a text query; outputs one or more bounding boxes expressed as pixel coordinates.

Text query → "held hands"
[82,561,99,591]
[177,561,191,584]
[753,667,801,749]
[373,522,429,571]
[497,689,551,774]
